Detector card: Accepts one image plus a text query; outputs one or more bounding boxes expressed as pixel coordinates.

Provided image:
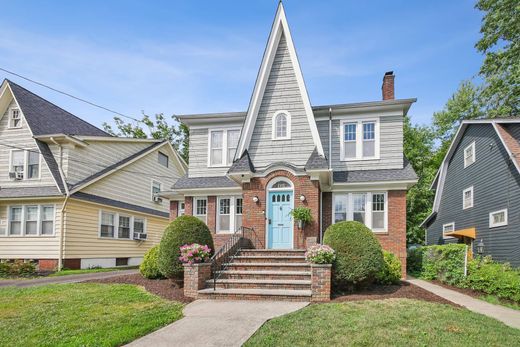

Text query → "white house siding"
[0,199,64,259]
[62,199,166,259]
[316,115,404,171]
[81,147,181,213]
[188,128,231,178]
[64,141,151,185]
[0,99,56,187]
[247,34,316,170]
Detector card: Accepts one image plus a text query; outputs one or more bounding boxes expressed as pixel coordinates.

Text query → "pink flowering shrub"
[305,244,336,264]
[179,243,212,264]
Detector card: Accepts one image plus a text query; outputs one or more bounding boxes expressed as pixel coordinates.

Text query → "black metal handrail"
[209,226,259,290]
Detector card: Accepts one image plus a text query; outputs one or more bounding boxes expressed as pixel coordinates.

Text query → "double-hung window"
[343,123,357,159]
[333,192,387,232]
[194,198,207,223]
[5,205,55,237]
[362,122,376,157]
[99,210,147,239]
[463,186,474,210]
[217,196,243,233]
[208,129,241,167]
[11,150,25,178]
[341,119,379,160]
[151,180,162,202]
[8,108,22,128]
[9,150,40,180]
[464,142,475,168]
[27,151,40,179]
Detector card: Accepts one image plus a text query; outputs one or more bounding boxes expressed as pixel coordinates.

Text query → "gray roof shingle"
[305,148,329,170]
[8,80,111,137]
[333,158,417,183]
[0,186,62,198]
[173,175,240,189]
[36,140,65,193]
[228,150,255,173]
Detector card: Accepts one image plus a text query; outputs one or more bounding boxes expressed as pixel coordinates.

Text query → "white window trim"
[340,118,380,161]
[271,110,291,140]
[332,192,388,233]
[216,196,243,234]
[151,179,162,201]
[7,107,22,129]
[464,141,476,168]
[463,186,474,210]
[98,210,147,240]
[443,222,455,238]
[207,128,241,168]
[4,204,56,237]
[489,209,508,228]
[194,197,208,223]
[8,149,42,181]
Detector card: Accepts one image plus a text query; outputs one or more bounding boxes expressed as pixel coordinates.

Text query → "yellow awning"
[445,227,476,239]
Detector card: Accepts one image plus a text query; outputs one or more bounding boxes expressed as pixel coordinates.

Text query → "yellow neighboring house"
[0,79,187,270]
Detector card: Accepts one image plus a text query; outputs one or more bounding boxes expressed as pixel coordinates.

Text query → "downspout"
[50,137,70,270]
[328,108,332,170]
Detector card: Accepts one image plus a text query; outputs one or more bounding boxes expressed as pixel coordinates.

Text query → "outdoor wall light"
[476,239,485,255]
[299,194,306,202]
[252,196,259,203]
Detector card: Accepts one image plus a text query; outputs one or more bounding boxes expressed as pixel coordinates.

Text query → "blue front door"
[268,192,293,249]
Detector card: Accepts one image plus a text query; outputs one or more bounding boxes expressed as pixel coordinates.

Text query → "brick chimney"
[382,71,395,100]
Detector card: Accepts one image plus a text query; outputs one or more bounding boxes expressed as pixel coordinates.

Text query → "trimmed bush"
[157,215,214,279]
[466,257,520,303]
[140,245,163,279]
[421,244,467,285]
[323,221,384,290]
[376,251,402,285]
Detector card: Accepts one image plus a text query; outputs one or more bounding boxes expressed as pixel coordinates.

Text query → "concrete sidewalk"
[407,278,520,329]
[0,269,138,288]
[126,299,308,347]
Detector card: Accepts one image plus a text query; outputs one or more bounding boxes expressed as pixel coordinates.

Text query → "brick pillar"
[183,263,212,299]
[322,192,332,237]
[207,196,216,233]
[185,197,193,216]
[169,201,178,220]
[311,264,331,302]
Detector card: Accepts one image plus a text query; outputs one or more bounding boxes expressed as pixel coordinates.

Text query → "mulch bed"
[331,281,460,307]
[86,274,193,303]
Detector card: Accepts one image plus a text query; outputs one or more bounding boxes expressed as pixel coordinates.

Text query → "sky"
[0,0,484,128]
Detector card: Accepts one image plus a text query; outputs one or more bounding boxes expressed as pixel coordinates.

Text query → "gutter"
[51,137,70,270]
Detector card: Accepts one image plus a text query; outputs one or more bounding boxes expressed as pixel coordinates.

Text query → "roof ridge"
[6,79,112,137]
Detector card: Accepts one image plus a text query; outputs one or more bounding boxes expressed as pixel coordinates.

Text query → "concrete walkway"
[126,299,309,347]
[0,269,138,288]
[408,278,520,329]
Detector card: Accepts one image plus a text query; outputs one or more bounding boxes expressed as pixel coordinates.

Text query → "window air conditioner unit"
[9,172,23,180]
[153,196,163,203]
[133,232,147,241]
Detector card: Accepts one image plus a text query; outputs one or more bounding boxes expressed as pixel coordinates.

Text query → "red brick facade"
[169,201,178,220]
[38,259,58,271]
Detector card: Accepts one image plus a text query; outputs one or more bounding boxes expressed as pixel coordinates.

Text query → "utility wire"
[0,141,176,181]
[0,67,142,123]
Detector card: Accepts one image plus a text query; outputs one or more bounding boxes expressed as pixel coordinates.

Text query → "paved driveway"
[126,299,309,347]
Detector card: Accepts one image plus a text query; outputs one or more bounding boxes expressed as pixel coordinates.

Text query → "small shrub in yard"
[323,221,384,290]
[466,257,520,303]
[0,261,10,277]
[421,244,467,286]
[179,244,212,264]
[376,251,402,285]
[157,215,214,279]
[305,245,335,264]
[140,245,163,279]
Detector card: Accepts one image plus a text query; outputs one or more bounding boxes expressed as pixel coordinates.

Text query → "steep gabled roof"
[6,79,110,137]
[235,2,324,159]
[422,118,520,227]
[228,150,255,174]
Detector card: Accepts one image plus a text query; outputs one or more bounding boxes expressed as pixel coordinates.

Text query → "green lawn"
[0,283,183,347]
[48,266,138,277]
[245,299,520,347]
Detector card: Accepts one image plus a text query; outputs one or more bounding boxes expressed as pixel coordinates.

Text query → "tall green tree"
[475,0,519,117]
[103,113,189,163]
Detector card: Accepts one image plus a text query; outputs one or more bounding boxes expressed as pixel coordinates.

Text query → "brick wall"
[242,170,320,249]
[322,192,332,235]
[185,197,193,216]
[169,200,178,220]
[38,259,58,271]
[207,196,216,233]
[311,264,332,302]
[183,263,211,298]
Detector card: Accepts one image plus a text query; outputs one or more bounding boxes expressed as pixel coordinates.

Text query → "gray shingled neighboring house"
[0,79,187,270]
[423,119,520,267]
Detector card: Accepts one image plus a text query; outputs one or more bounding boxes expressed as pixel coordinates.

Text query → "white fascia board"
[176,186,242,196]
[332,179,417,191]
[236,2,324,159]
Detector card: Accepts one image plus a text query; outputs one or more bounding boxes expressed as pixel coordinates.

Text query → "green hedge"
[376,251,402,285]
[0,260,36,278]
[466,257,520,303]
[421,244,467,285]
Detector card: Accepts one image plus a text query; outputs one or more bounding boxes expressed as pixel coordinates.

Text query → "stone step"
[215,270,311,280]
[223,262,310,272]
[197,288,312,302]
[231,255,306,263]
[206,278,311,290]
[239,249,306,257]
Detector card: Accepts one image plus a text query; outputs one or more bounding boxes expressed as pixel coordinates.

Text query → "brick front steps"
[199,249,312,301]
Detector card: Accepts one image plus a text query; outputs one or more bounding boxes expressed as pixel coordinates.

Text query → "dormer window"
[272,111,291,140]
[340,119,379,161]
[8,108,22,129]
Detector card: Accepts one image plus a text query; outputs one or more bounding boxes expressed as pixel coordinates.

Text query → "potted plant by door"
[290,207,312,230]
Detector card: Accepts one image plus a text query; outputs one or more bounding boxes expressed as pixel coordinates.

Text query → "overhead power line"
[0,67,142,123]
